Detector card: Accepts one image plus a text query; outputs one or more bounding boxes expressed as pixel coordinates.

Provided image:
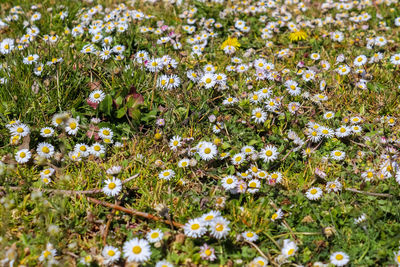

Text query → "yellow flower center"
[28,56,34,61]
[163,172,170,177]
[173,140,178,146]
[205,78,212,83]
[256,112,262,118]
[246,232,254,237]
[4,44,9,49]
[132,246,142,254]
[249,182,256,188]
[108,182,116,189]
[334,152,341,157]
[310,188,317,194]
[151,232,159,239]
[205,215,213,221]
[42,147,50,153]
[191,223,200,230]
[44,129,51,135]
[43,250,51,258]
[265,150,272,156]
[103,130,110,135]
[271,213,278,220]
[204,148,211,154]
[20,152,26,158]
[44,170,50,174]
[70,122,77,129]
[226,178,233,184]
[107,250,115,256]
[336,254,344,260]
[215,223,224,231]
[288,248,295,256]
[205,249,212,256]
[80,146,86,151]
[235,156,242,162]
[17,127,24,133]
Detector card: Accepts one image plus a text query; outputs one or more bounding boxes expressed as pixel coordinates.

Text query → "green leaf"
[99,94,112,116]
[116,106,127,118]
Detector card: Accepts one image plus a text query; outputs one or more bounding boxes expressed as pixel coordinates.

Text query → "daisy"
[178,158,190,168]
[241,145,255,155]
[252,108,267,124]
[41,177,51,185]
[242,231,258,242]
[281,239,298,258]
[201,210,221,225]
[221,175,238,190]
[330,251,350,266]
[99,127,113,140]
[231,153,245,165]
[10,124,30,137]
[331,150,345,161]
[210,217,230,239]
[146,229,164,243]
[394,250,400,266]
[0,38,14,54]
[103,178,122,197]
[74,143,90,157]
[361,169,375,181]
[23,54,39,65]
[323,112,335,120]
[183,218,207,238]
[123,238,151,263]
[335,126,352,138]
[319,126,334,138]
[156,260,174,267]
[250,256,268,266]
[169,135,182,151]
[90,143,105,157]
[159,169,175,180]
[40,168,55,178]
[39,243,57,262]
[199,244,217,261]
[247,179,261,194]
[326,180,342,193]
[260,145,279,163]
[306,187,323,200]
[65,118,79,135]
[201,73,216,89]
[351,125,362,133]
[354,55,367,66]
[37,142,55,159]
[271,209,283,221]
[79,255,93,265]
[15,149,31,164]
[390,54,400,65]
[89,90,105,103]
[197,142,218,161]
[102,245,121,265]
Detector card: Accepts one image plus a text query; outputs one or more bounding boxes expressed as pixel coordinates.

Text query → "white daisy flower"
[247,179,261,194]
[37,142,55,158]
[40,127,54,138]
[260,145,279,163]
[281,239,298,258]
[306,187,323,200]
[123,238,151,263]
[90,143,105,157]
[221,175,238,190]
[146,229,164,243]
[210,217,230,239]
[197,141,218,161]
[331,150,345,161]
[15,149,31,164]
[156,260,174,267]
[231,153,245,165]
[330,251,350,266]
[158,169,175,180]
[183,218,207,238]
[242,231,258,242]
[102,178,122,197]
[102,245,121,265]
[89,90,105,103]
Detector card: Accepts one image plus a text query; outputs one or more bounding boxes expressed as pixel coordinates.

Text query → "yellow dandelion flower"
[221,37,240,50]
[289,30,308,42]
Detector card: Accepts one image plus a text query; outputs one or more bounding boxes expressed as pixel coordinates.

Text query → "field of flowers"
[1,0,400,266]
